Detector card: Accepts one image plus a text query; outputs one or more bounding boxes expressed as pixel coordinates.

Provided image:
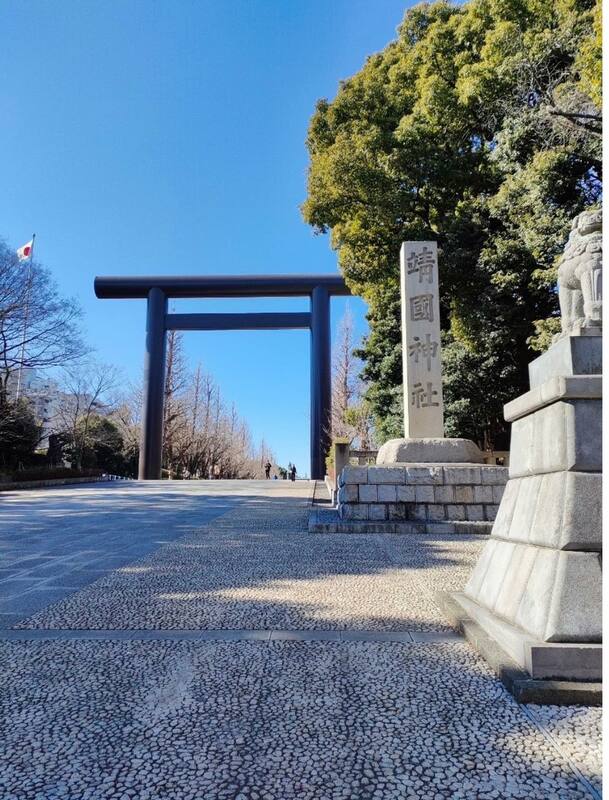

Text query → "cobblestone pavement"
[0,481,243,628]
[15,485,482,632]
[0,481,602,799]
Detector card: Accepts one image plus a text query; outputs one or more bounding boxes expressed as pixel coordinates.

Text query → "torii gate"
[94,274,351,480]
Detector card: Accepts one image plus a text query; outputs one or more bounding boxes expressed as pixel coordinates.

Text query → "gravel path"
[0,481,602,799]
[526,704,602,796]
[0,640,601,800]
[16,495,483,632]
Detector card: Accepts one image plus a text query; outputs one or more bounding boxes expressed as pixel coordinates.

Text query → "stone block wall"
[336,464,508,534]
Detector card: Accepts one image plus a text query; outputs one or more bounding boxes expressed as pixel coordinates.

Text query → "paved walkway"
[0,481,602,799]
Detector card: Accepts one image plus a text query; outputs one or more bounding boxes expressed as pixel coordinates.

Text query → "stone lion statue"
[556,207,602,338]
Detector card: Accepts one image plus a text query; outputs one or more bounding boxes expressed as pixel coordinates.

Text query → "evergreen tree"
[0,400,40,471]
[303,0,601,448]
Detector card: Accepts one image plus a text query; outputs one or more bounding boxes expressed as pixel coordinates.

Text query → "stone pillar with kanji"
[331,238,507,541]
[376,240,483,464]
[401,242,444,438]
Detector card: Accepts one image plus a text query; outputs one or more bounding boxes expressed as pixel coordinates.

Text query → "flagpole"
[15,233,36,402]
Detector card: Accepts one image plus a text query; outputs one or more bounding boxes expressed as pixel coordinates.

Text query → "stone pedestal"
[528,333,601,387]
[448,335,602,682]
[331,462,507,533]
[377,437,483,464]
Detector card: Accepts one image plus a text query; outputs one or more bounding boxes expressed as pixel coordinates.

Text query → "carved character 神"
[556,208,602,338]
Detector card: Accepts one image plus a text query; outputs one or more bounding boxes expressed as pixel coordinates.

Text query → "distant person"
[264,461,272,479]
[290,464,297,482]
[273,474,278,480]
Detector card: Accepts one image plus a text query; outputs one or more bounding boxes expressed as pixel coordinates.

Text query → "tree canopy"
[303,0,601,448]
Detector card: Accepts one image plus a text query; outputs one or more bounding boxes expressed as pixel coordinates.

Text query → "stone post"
[333,441,350,492]
[376,241,483,465]
[400,242,444,438]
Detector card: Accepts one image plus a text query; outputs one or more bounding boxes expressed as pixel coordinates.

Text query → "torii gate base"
[94,274,351,480]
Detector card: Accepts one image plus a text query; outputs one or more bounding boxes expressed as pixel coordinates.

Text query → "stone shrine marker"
[400,242,444,438]
[377,240,482,463]
[348,237,498,528]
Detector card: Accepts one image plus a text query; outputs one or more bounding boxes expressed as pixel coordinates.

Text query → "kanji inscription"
[408,334,439,372]
[406,246,435,284]
[400,241,444,437]
[409,294,434,322]
[411,381,440,409]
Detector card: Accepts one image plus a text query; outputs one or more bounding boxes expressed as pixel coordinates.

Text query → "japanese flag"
[17,240,34,261]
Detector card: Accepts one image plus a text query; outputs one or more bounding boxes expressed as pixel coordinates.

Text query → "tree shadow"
[9,491,484,633]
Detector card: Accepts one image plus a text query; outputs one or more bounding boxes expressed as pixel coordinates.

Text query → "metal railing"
[348,449,378,465]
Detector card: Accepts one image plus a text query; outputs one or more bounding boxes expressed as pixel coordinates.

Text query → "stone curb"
[308,509,492,535]
[435,591,602,706]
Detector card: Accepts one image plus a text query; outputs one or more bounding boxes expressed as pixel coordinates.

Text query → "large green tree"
[303,0,601,448]
[67,414,130,475]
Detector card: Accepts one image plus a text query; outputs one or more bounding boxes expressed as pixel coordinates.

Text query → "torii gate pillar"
[139,288,168,480]
[310,285,331,481]
[311,286,332,480]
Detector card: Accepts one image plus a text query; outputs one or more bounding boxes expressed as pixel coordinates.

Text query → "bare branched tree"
[54,362,121,469]
[162,330,190,476]
[330,307,376,449]
[110,382,143,473]
[0,240,88,405]
[331,306,358,440]
[132,336,275,480]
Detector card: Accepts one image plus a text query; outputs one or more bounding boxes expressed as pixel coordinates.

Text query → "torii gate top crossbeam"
[94,274,349,299]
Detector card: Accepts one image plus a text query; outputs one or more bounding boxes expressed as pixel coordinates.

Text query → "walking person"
[290,464,297,482]
[264,460,272,479]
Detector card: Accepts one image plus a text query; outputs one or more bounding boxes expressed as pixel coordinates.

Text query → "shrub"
[3,467,104,483]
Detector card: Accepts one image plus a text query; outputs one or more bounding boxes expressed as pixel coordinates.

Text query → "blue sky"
[1,0,409,475]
